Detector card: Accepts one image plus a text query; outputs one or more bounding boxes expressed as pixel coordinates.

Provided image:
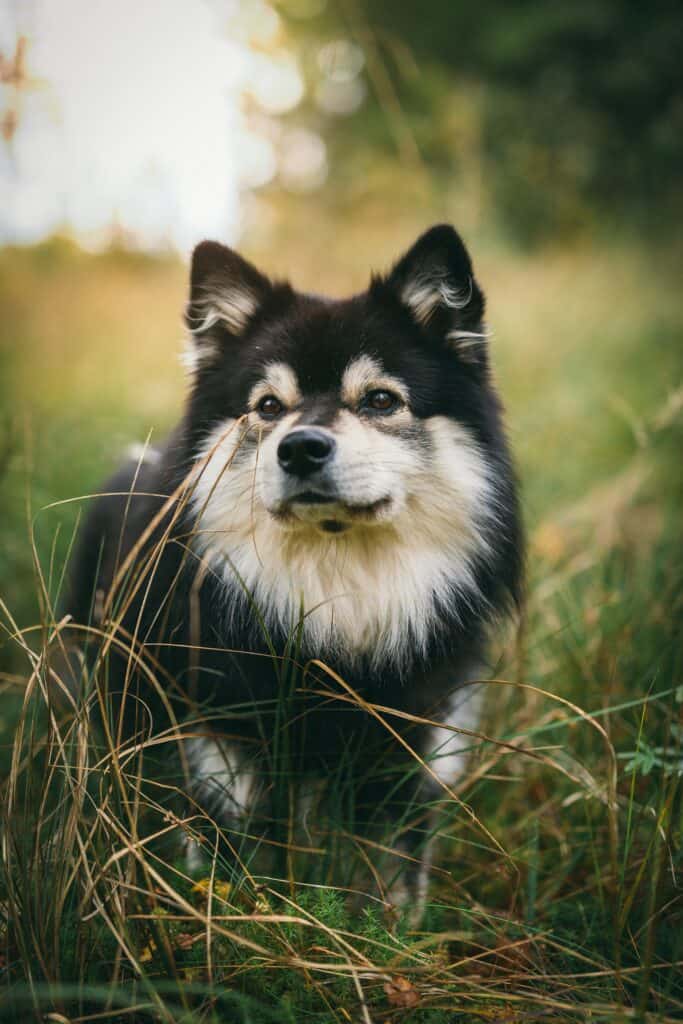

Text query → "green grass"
[0,234,682,1022]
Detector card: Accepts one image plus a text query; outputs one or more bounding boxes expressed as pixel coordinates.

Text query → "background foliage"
[276,0,683,241]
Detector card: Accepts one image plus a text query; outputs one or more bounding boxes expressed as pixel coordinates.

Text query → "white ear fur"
[184,241,272,371]
[187,284,259,337]
[388,226,486,363]
[400,271,474,327]
[184,286,257,373]
[183,283,258,374]
[400,271,488,361]
[445,326,490,363]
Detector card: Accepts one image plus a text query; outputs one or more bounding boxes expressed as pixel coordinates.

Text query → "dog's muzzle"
[271,426,394,532]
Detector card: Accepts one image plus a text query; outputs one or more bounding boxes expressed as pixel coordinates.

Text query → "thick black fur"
[62,225,523,890]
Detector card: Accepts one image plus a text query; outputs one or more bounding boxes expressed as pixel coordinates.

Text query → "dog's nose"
[277,428,336,478]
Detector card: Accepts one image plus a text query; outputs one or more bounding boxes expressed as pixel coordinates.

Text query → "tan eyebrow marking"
[341,354,409,407]
[248,361,302,411]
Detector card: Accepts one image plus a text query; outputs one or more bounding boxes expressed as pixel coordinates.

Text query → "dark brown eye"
[365,389,399,413]
[257,395,284,419]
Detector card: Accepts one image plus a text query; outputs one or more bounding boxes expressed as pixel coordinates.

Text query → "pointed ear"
[385,225,487,363]
[184,241,273,365]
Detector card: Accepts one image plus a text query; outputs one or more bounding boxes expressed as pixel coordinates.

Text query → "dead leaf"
[384,975,420,1008]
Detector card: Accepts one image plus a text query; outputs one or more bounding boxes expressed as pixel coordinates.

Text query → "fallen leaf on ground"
[384,975,420,1008]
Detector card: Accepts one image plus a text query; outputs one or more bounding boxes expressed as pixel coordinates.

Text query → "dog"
[62,224,523,912]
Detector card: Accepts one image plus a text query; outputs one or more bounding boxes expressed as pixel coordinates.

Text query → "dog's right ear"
[184,241,274,368]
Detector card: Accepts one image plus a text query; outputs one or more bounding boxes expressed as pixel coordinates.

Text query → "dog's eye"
[257,395,284,419]
[364,389,401,413]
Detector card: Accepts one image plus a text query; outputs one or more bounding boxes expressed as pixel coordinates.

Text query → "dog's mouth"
[274,491,393,533]
[288,490,333,505]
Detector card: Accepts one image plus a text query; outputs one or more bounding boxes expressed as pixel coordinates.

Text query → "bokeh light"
[0,0,307,253]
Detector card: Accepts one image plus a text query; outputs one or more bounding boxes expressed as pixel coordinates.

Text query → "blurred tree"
[274,0,683,242]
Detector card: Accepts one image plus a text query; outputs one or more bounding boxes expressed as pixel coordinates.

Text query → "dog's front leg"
[384,681,484,924]
[182,732,266,874]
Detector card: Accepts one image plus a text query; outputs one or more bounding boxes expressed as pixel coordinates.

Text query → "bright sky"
[0,0,304,252]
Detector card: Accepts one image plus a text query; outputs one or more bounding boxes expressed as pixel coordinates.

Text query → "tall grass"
[0,235,681,1022]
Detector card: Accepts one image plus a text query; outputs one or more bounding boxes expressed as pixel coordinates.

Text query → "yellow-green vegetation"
[0,231,682,1022]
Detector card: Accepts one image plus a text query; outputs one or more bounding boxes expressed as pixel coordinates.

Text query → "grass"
[0,232,682,1022]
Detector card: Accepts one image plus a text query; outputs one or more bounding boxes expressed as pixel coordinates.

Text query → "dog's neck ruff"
[190,507,494,674]
[196,524,483,671]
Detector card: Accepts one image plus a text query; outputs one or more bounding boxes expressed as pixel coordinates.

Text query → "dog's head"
[181,225,518,661]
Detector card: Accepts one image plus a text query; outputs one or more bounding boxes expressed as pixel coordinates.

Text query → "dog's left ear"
[385,225,486,363]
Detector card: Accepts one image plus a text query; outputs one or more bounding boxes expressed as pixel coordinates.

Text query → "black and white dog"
[63,224,522,909]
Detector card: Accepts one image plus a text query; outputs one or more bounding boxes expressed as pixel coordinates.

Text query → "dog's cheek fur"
[322,409,418,510]
[189,415,266,551]
[417,416,497,545]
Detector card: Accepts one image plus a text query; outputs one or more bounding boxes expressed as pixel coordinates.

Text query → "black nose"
[277,428,336,478]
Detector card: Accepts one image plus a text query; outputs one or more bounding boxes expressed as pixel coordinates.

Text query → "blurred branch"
[1,35,30,145]
[337,0,424,172]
